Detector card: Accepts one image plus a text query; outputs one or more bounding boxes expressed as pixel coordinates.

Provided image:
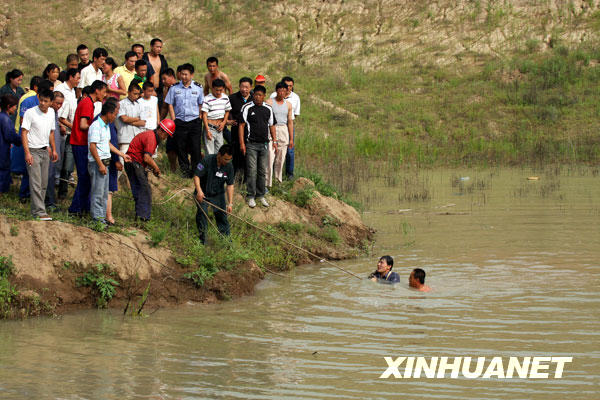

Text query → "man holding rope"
[193,144,234,244]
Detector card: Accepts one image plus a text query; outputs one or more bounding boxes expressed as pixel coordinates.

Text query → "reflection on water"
[0,168,599,399]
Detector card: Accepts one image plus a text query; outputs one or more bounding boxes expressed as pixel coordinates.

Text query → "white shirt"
[55,82,77,134]
[116,97,144,144]
[78,64,103,88]
[201,93,232,120]
[138,96,158,130]
[21,106,55,149]
[270,91,300,119]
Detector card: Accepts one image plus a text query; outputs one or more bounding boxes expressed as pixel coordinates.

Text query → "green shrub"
[293,186,315,208]
[149,228,167,247]
[277,221,304,234]
[320,227,341,244]
[184,266,215,287]
[76,264,119,308]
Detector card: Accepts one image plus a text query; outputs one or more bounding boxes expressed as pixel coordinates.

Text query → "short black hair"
[90,80,108,93]
[0,94,19,111]
[206,56,218,65]
[125,50,137,61]
[65,68,79,80]
[37,79,53,93]
[211,78,225,88]
[179,63,194,74]
[161,68,175,78]
[66,53,79,64]
[142,81,154,90]
[104,96,119,105]
[29,76,43,91]
[92,47,108,60]
[412,268,426,284]
[42,64,60,80]
[76,44,88,52]
[131,43,144,52]
[129,81,142,92]
[104,57,118,70]
[253,85,266,94]
[150,38,162,46]
[5,69,23,85]
[380,255,394,268]
[218,144,233,156]
[135,60,147,70]
[101,100,118,115]
[38,88,54,101]
[239,77,252,85]
[275,81,287,90]
[282,76,294,84]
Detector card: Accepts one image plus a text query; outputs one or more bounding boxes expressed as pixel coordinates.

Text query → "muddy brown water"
[1,168,599,399]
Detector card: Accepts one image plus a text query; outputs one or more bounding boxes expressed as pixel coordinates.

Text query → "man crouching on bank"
[193,144,234,244]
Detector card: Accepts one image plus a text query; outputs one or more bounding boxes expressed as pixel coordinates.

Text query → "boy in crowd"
[227,77,253,178]
[165,63,204,178]
[114,51,138,100]
[88,100,130,224]
[125,119,175,221]
[203,57,233,96]
[265,81,293,188]
[69,80,107,215]
[116,83,146,169]
[21,89,58,220]
[134,60,148,88]
[239,85,276,208]
[202,78,231,155]
[139,81,159,131]
[193,144,235,244]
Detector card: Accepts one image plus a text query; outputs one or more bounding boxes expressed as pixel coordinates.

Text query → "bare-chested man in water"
[409,268,431,292]
[203,57,233,96]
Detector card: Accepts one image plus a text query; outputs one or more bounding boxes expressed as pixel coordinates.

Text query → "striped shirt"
[201,93,232,120]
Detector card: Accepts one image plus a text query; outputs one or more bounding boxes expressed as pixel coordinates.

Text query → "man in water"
[368,255,400,283]
[409,268,431,292]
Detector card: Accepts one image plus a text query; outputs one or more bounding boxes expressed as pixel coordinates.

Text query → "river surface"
[1,167,599,399]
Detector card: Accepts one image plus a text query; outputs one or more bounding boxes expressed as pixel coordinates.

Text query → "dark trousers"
[175,118,202,177]
[19,169,29,199]
[45,160,57,207]
[68,145,91,214]
[125,162,152,220]
[285,127,295,177]
[58,136,74,198]
[231,139,246,182]
[0,169,11,193]
[195,193,230,243]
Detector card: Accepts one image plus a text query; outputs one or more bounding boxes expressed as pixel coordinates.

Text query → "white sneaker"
[259,197,269,207]
[248,198,256,208]
[39,214,53,221]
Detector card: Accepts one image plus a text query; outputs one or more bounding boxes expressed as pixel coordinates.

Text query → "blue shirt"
[164,81,204,122]
[87,117,111,162]
[0,112,21,170]
[10,95,38,173]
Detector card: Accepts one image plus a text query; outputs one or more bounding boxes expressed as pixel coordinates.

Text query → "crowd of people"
[0,39,301,242]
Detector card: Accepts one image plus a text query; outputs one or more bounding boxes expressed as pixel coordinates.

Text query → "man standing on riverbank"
[143,39,169,102]
[78,48,107,96]
[115,51,138,100]
[368,256,400,283]
[202,78,231,155]
[193,144,234,244]
[165,63,203,178]
[203,57,233,96]
[239,85,276,208]
[227,77,253,179]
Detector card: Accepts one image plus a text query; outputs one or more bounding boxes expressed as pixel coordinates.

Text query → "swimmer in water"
[409,268,431,292]
[368,255,400,283]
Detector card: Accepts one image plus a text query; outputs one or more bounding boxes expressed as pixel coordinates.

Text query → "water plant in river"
[0,256,18,318]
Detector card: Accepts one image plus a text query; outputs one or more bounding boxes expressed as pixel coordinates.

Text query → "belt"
[208,123,221,130]
[101,158,111,166]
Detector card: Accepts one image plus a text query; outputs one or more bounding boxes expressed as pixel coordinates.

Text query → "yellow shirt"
[14,90,36,133]
[114,65,136,99]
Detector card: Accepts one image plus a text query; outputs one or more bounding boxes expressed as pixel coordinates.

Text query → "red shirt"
[70,96,94,146]
[126,130,158,167]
